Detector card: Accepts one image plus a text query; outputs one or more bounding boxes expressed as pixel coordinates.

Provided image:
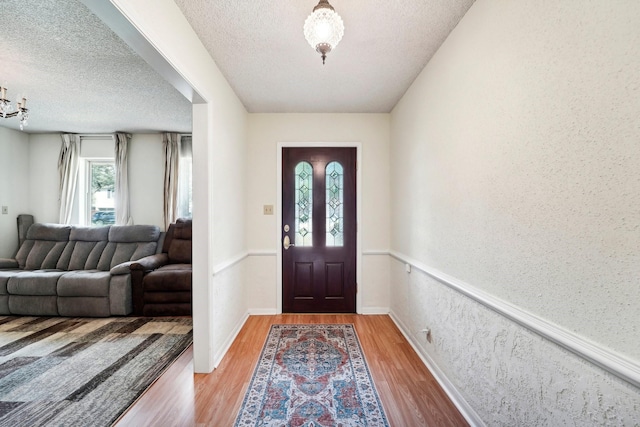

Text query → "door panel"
[325,263,344,297]
[282,147,356,313]
[294,262,314,298]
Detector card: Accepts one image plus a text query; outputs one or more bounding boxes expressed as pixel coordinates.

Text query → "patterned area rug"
[234,324,389,426]
[0,316,192,427]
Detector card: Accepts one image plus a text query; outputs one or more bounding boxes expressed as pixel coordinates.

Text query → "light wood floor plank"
[115,315,468,426]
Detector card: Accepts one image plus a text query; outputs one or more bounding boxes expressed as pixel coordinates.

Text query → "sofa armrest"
[129,253,170,272]
[0,258,19,269]
[129,253,170,315]
[110,261,136,275]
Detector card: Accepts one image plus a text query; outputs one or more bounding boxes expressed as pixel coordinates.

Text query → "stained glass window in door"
[295,162,313,246]
[326,161,344,247]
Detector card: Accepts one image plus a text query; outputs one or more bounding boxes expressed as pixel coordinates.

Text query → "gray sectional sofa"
[0,223,161,317]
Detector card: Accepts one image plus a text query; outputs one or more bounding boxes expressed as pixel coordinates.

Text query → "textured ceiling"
[174,0,476,113]
[0,0,475,134]
[0,0,192,134]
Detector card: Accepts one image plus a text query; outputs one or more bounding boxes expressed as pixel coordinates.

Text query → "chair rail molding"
[212,251,249,276]
[389,250,640,389]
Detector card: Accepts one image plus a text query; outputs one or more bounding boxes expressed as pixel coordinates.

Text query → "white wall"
[390,0,640,424]
[129,133,163,228]
[111,0,249,373]
[26,132,165,228]
[0,127,30,258]
[246,114,390,313]
[28,134,60,224]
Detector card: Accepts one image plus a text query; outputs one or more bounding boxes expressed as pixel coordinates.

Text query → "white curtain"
[163,132,180,230]
[177,135,192,219]
[58,134,80,224]
[114,132,133,225]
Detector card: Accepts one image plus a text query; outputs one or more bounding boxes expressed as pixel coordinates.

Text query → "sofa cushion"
[98,242,158,271]
[58,297,110,317]
[14,224,72,269]
[70,226,111,242]
[0,295,8,315]
[96,225,160,271]
[168,239,191,264]
[24,241,69,271]
[0,270,23,295]
[109,225,160,243]
[26,223,72,241]
[57,270,111,297]
[7,270,66,296]
[143,265,192,292]
[9,295,58,316]
[0,259,19,269]
[57,226,110,271]
[143,291,191,304]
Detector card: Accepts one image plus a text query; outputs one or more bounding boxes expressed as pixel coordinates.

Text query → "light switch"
[263,205,274,215]
[1,206,7,215]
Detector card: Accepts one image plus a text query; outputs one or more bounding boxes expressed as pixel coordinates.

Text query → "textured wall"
[389,0,640,422]
[390,259,640,426]
[0,127,30,258]
[391,0,640,361]
[212,261,247,366]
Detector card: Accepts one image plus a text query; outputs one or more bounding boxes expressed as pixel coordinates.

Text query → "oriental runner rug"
[0,316,192,427]
[234,324,389,426]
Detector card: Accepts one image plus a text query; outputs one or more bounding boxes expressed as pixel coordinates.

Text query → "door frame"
[276,142,362,314]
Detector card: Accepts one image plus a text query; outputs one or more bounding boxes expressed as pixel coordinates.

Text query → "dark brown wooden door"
[282,147,356,313]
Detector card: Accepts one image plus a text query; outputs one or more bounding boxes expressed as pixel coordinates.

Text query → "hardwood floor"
[115,315,468,426]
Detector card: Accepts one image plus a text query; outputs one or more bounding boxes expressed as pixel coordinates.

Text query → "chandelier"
[0,86,29,130]
[303,0,344,64]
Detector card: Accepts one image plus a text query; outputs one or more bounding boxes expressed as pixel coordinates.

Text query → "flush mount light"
[303,0,344,64]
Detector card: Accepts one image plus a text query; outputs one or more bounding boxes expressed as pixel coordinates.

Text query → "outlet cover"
[1,206,7,215]
[263,205,274,215]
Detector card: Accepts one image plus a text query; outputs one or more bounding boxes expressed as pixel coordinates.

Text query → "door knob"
[283,235,295,250]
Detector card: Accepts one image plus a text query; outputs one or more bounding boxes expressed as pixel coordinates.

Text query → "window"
[87,160,115,226]
[295,161,313,246]
[74,135,116,226]
[177,136,192,219]
[325,161,344,246]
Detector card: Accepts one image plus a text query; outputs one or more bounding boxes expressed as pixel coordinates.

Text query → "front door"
[282,147,357,313]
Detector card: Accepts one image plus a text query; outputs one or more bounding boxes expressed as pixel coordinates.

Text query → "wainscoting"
[388,254,640,426]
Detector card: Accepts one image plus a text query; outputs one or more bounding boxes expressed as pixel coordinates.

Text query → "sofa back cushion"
[97,225,161,270]
[15,224,72,270]
[167,221,192,264]
[57,226,110,270]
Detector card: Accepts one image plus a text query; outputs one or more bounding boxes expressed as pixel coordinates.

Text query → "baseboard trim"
[212,311,250,368]
[389,310,485,427]
[247,308,279,315]
[359,307,390,315]
[389,250,640,390]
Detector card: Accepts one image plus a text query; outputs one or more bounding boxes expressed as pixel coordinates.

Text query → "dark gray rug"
[0,316,192,426]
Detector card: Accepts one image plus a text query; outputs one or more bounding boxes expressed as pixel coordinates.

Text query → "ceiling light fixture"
[303,0,344,65]
[0,85,29,130]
